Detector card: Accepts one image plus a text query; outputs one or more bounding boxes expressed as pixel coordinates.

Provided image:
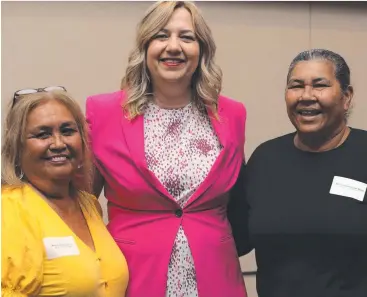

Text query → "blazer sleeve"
[1,194,43,297]
[237,102,247,160]
[227,161,253,257]
[227,101,252,257]
[85,96,95,147]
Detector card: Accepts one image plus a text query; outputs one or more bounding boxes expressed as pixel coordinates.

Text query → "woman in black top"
[242,49,367,297]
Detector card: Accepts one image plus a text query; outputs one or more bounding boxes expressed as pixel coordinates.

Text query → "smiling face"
[21,100,83,184]
[285,60,352,136]
[146,7,200,86]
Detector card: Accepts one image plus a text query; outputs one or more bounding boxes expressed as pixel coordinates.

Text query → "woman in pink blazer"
[86,2,250,296]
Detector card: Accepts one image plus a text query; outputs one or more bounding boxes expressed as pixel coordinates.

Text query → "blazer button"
[175,209,183,218]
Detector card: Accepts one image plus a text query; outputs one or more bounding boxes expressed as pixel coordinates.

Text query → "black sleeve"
[227,161,253,257]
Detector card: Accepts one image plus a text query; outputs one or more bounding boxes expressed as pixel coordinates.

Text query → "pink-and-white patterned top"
[144,101,222,297]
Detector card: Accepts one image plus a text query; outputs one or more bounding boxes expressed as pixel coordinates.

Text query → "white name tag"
[43,236,80,260]
[329,176,367,202]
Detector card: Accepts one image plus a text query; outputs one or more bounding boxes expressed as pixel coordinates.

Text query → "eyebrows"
[28,121,78,132]
[158,28,195,35]
[288,77,331,85]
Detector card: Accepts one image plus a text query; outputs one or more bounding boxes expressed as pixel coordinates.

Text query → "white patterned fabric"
[144,101,221,297]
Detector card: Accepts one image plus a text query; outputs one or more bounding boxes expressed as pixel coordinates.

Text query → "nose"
[166,36,181,54]
[299,85,316,102]
[49,134,67,151]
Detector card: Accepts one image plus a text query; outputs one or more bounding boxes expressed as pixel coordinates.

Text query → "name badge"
[329,176,367,202]
[43,236,80,260]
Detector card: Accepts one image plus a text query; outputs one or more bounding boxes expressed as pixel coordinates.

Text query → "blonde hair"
[121,1,222,119]
[1,91,93,196]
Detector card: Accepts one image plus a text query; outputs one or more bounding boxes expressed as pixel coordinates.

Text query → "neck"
[28,177,71,200]
[28,179,79,213]
[295,124,350,152]
[152,81,192,109]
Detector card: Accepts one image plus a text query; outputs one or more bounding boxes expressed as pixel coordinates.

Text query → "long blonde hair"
[1,91,93,195]
[121,1,222,119]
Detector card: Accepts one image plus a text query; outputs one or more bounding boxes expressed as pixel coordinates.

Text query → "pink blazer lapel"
[120,100,230,207]
[185,105,229,207]
[120,106,177,203]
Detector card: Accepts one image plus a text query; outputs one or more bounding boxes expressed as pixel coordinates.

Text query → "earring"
[15,164,24,180]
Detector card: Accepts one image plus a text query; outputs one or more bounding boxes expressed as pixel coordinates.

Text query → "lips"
[160,57,186,67]
[45,155,70,162]
[297,109,322,116]
[160,58,185,63]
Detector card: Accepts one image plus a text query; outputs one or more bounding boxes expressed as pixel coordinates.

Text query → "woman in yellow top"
[1,87,129,297]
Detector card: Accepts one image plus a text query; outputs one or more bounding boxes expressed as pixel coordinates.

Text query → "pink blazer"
[86,90,247,297]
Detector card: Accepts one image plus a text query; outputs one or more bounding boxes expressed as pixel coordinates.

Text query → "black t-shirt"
[246,128,367,297]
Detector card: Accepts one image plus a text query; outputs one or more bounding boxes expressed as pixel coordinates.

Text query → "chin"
[157,68,187,80]
[295,124,324,135]
[161,74,186,82]
[48,168,74,180]
[291,116,324,135]
[52,173,73,180]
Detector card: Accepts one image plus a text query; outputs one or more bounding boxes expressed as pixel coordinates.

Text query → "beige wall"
[2,2,367,296]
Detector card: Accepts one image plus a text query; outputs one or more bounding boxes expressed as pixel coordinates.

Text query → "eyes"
[33,127,78,140]
[288,83,330,90]
[153,32,196,42]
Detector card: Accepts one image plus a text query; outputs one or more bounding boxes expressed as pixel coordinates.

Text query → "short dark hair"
[287,49,351,93]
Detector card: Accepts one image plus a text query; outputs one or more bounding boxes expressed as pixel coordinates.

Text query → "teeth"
[51,156,67,161]
[299,110,320,115]
[162,59,183,63]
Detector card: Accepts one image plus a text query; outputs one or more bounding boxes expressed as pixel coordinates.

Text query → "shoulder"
[218,94,246,118]
[2,185,30,210]
[79,191,103,218]
[345,127,367,156]
[1,185,44,250]
[218,94,247,134]
[349,127,367,143]
[2,185,45,221]
[250,132,295,161]
[2,184,22,199]
[86,90,126,114]
[86,90,126,133]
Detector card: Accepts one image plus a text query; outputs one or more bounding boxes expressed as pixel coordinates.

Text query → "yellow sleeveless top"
[1,184,129,297]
